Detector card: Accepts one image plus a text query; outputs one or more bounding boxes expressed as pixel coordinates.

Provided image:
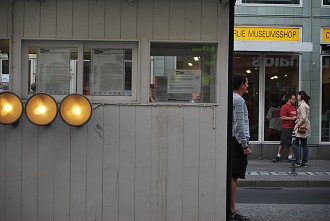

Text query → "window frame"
[233,52,301,144]
[320,54,330,144]
[236,0,303,7]
[21,40,138,103]
[149,40,219,105]
[322,0,330,7]
[82,41,138,102]
[0,38,10,92]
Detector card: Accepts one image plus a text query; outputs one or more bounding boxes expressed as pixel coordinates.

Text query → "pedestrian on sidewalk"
[231,73,252,220]
[294,91,311,168]
[272,94,297,163]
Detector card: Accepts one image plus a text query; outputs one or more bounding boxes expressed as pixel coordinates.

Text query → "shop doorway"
[233,52,299,143]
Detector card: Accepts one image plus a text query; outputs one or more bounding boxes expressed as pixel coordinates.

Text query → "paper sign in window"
[37,48,70,94]
[90,49,124,96]
[167,69,201,94]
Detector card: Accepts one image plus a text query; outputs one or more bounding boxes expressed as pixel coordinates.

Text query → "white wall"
[0,0,230,220]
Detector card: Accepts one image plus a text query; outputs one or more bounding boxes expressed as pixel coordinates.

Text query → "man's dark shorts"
[231,137,248,179]
[281,128,294,148]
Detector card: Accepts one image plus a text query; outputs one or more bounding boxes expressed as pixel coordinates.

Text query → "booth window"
[28,47,77,95]
[24,41,137,101]
[0,39,10,92]
[83,48,132,96]
[150,42,217,103]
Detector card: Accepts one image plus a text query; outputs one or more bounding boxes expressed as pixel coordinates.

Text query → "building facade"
[234,0,330,160]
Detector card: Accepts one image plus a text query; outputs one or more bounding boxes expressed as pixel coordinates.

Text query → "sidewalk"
[238,160,330,188]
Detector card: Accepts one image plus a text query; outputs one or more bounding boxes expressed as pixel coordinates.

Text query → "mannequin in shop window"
[266,94,282,141]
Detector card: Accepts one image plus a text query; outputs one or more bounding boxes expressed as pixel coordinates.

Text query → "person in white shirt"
[266,95,282,141]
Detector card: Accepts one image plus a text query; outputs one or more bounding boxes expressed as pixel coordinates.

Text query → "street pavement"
[236,204,330,221]
[235,161,330,220]
[238,160,330,187]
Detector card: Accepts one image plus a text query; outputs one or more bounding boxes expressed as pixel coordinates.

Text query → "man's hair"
[233,73,247,90]
[286,93,296,101]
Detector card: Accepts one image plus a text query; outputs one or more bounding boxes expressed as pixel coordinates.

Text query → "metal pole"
[290,132,297,176]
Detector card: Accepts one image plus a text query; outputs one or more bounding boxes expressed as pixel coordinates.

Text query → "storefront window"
[241,0,300,4]
[150,42,217,103]
[322,55,330,142]
[323,0,330,6]
[233,54,260,141]
[0,39,10,92]
[233,53,299,142]
[264,54,299,141]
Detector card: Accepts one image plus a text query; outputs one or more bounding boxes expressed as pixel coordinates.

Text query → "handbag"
[297,126,307,134]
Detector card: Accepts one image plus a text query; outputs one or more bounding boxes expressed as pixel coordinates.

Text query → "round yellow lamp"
[0,92,23,125]
[59,94,92,127]
[25,93,58,126]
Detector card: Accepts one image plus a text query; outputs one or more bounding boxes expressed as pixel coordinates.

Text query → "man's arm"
[280,115,297,121]
[233,99,249,148]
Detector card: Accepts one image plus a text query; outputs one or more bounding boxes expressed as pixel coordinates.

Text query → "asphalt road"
[237,187,330,204]
[235,188,330,221]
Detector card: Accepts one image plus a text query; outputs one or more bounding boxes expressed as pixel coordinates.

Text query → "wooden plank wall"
[0,0,9,37]
[0,105,221,221]
[1,0,220,40]
[0,0,229,220]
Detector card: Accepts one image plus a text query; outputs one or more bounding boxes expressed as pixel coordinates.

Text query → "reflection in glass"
[322,56,330,142]
[150,43,217,103]
[233,54,260,141]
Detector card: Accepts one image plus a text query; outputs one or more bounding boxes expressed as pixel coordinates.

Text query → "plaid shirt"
[232,93,250,148]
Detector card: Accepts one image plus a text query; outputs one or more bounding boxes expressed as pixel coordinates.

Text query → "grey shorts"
[281,128,294,148]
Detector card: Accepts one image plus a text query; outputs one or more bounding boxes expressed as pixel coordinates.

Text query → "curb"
[238,180,330,188]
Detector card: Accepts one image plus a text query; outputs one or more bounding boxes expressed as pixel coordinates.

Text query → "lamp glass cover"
[25,93,58,126]
[0,92,23,125]
[60,94,92,127]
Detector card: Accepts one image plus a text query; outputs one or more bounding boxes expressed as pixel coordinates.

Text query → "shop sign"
[321,28,330,43]
[234,27,301,41]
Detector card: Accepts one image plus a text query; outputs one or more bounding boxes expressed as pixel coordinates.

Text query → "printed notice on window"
[91,49,124,95]
[167,69,201,94]
[37,48,70,94]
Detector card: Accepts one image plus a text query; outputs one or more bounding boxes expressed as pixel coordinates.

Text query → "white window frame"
[82,41,138,103]
[21,40,138,103]
[236,0,303,7]
[149,40,219,104]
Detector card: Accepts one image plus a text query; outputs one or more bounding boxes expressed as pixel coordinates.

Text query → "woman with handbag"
[294,91,311,167]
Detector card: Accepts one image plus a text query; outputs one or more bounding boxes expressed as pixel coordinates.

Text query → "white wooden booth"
[0,0,230,220]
